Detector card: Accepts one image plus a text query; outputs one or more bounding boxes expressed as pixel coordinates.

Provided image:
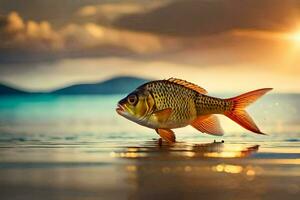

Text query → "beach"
[0,94,299,200]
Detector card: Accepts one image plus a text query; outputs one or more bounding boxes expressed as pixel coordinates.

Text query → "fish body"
[116,78,272,143]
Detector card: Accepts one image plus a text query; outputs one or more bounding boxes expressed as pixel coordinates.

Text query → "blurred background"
[1,0,300,92]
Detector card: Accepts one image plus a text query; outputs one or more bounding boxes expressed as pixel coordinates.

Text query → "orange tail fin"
[224,88,273,134]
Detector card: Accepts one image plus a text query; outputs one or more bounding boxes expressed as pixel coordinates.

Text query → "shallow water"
[0,94,299,200]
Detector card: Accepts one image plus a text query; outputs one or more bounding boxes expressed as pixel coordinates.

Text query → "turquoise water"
[0,94,299,140]
[0,94,299,200]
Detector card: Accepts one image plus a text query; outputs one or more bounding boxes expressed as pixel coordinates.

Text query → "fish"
[116,78,272,143]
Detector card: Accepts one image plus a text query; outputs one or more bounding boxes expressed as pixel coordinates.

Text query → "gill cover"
[119,89,155,119]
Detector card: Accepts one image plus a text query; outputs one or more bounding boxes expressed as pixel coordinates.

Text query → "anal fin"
[156,128,176,143]
[191,114,224,136]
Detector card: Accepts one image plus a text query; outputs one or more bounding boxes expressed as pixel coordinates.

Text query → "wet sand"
[0,139,299,200]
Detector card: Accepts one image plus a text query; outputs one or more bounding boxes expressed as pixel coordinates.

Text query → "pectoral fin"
[152,108,172,123]
[191,114,224,136]
[156,128,176,143]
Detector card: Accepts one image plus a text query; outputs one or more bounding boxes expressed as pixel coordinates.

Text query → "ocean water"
[0,94,299,200]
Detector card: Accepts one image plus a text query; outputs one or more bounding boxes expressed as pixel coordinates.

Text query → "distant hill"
[0,83,29,95]
[51,76,151,95]
[0,76,151,95]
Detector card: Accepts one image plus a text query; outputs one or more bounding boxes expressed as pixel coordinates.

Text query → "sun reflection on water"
[204,152,243,158]
[110,141,259,159]
[110,140,299,181]
[212,164,243,174]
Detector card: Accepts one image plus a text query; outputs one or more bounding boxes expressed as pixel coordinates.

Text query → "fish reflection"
[111,141,259,160]
[115,141,261,199]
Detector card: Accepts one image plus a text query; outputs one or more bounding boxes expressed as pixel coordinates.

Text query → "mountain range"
[0,76,151,95]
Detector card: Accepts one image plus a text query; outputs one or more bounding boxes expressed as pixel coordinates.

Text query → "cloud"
[0,11,176,63]
[77,5,97,17]
[77,1,170,23]
[61,22,166,54]
[4,11,24,33]
[1,11,62,51]
[114,0,300,36]
[3,0,299,65]
[1,1,300,75]
[1,9,299,73]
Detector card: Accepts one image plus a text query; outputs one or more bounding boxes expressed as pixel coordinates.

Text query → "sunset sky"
[0,0,300,92]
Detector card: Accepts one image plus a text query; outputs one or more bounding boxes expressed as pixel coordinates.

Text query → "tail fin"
[224,88,273,134]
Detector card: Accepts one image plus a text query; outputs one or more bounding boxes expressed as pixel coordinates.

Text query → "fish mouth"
[116,104,125,115]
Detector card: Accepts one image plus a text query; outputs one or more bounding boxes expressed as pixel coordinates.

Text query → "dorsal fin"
[167,78,207,94]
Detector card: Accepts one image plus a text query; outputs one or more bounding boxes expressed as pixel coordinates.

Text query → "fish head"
[116,88,155,123]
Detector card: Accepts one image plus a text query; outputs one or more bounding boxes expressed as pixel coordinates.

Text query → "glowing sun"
[286,30,300,43]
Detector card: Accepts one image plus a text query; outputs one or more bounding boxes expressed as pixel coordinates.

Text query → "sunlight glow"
[232,27,300,44]
[204,152,243,158]
[285,30,300,43]
[212,164,243,174]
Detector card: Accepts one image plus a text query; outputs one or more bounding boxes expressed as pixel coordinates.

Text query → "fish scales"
[146,80,232,118]
[145,80,197,123]
[195,94,232,115]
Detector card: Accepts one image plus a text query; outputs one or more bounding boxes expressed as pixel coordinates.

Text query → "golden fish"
[116,78,272,143]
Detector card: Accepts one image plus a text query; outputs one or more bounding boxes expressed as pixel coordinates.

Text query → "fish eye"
[127,94,138,105]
